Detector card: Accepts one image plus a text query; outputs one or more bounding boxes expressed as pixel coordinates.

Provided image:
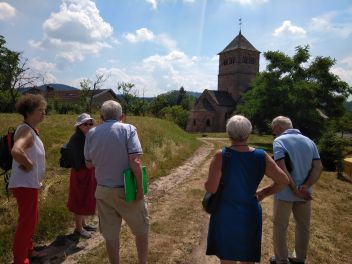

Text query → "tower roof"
[219,31,259,54]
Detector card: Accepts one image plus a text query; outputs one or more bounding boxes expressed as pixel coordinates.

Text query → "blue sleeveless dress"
[206,147,266,262]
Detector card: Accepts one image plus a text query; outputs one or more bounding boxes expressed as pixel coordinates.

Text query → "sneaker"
[269,256,292,264]
[83,225,97,232]
[74,229,91,238]
[269,256,276,264]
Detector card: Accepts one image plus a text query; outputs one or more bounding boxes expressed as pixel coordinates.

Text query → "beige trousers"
[273,199,311,264]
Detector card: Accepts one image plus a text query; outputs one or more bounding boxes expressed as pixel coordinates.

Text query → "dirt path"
[38,137,276,263]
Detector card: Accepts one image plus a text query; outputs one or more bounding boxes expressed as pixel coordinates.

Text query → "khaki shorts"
[95,185,149,240]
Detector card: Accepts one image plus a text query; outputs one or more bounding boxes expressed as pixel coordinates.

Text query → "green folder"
[123,166,148,203]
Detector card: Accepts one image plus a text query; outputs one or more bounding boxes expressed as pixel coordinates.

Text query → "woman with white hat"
[66,113,97,238]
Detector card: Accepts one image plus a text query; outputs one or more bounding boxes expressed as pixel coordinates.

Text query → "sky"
[0,0,351,97]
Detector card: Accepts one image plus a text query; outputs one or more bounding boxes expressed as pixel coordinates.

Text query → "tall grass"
[0,113,200,263]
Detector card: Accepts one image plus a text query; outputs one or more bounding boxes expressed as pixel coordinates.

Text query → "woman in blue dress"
[205,115,289,264]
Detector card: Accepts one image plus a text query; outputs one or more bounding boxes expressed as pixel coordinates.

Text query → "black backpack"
[0,127,15,195]
[59,144,72,168]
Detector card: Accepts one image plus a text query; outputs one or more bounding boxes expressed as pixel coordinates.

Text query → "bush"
[318,129,347,172]
[0,90,16,112]
[160,105,189,129]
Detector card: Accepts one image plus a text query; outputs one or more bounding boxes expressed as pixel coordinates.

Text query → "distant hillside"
[346,100,352,111]
[18,83,80,93]
[186,91,202,98]
[45,83,80,91]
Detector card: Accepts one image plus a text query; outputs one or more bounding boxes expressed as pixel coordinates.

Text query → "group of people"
[9,94,148,264]
[205,115,323,264]
[8,93,322,264]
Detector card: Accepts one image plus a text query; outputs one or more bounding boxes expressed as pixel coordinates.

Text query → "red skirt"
[67,167,97,215]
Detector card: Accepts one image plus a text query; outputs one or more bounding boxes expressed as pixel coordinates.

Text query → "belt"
[98,184,124,188]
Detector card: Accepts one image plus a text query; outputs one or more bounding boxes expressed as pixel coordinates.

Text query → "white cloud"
[145,0,200,10]
[0,2,16,20]
[30,0,113,62]
[157,33,178,51]
[309,12,352,39]
[124,28,177,51]
[225,0,268,6]
[136,50,217,95]
[124,28,155,43]
[30,58,57,72]
[273,20,306,37]
[146,0,157,10]
[28,58,58,84]
[77,50,217,97]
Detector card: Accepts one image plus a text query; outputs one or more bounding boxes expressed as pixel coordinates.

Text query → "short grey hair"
[272,116,293,130]
[226,115,252,141]
[101,100,122,120]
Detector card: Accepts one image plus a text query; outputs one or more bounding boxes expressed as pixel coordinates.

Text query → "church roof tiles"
[219,31,259,54]
[206,90,236,106]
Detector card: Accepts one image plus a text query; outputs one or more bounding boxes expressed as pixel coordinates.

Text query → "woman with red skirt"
[66,113,97,238]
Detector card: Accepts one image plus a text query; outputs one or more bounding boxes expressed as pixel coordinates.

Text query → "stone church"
[186,30,260,132]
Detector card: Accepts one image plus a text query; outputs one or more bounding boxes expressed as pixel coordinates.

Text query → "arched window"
[206,119,211,127]
[193,119,196,126]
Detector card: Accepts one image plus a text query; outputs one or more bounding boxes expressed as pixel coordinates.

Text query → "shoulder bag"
[202,148,230,214]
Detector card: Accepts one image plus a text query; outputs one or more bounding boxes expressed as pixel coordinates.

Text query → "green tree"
[117,82,138,115]
[80,73,108,113]
[160,105,189,129]
[0,35,22,112]
[318,127,347,172]
[148,94,169,117]
[329,111,352,137]
[148,87,195,117]
[0,35,41,112]
[238,45,352,139]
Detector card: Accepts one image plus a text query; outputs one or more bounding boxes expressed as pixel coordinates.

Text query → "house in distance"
[186,30,260,132]
[20,83,118,109]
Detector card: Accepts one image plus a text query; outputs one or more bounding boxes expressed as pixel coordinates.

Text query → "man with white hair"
[270,116,323,264]
[84,100,149,264]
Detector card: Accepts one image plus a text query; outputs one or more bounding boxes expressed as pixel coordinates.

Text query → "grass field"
[0,113,200,263]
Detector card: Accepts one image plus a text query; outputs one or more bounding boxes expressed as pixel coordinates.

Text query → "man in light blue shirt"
[84,100,149,264]
[270,116,323,264]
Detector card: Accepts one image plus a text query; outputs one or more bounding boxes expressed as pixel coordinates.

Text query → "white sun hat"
[74,113,94,127]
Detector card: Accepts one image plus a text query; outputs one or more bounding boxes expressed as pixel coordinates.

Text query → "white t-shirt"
[9,123,46,189]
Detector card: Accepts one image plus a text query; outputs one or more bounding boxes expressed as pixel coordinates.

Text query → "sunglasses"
[82,122,93,127]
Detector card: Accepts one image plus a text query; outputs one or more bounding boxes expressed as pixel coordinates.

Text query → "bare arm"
[85,160,94,168]
[275,159,297,191]
[11,127,34,172]
[204,150,222,193]
[129,153,144,201]
[256,153,289,201]
[297,159,323,195]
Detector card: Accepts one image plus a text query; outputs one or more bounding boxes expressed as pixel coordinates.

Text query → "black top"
[66,129,86,171]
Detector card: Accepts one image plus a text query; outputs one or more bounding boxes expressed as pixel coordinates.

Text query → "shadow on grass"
[337,173,352,184]
[30,232,83,264]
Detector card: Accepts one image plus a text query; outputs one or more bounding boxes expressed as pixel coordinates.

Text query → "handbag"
[202,148,230,214]
[202,190,222,214]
